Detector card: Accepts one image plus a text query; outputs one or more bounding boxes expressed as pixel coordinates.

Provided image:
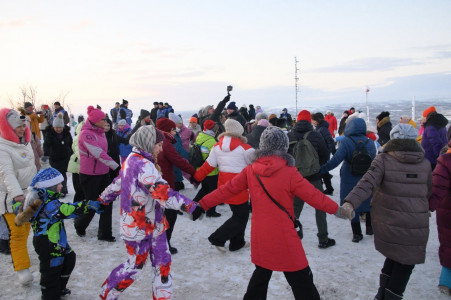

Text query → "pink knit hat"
[87,106,105,123]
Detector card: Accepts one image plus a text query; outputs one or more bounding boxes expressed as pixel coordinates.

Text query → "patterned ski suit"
[99,147,198,300]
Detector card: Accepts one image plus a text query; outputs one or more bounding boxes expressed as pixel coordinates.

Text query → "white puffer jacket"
[0,108,36,214]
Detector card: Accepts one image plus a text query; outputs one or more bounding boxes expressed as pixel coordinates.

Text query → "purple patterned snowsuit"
[99,147,198,300]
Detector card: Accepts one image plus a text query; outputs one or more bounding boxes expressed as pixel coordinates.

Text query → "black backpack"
[189,143,205,168]
[348,137,373,176]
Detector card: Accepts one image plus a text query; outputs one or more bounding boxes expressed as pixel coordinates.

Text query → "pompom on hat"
[224,119,243,135]
[203,119,216,131]
[29,168,64,189]
[259,126,289,153]
[390,124,418,140]
[156,117,176,133]
[422,106,436,117]
[52,113,65,128]
[297,110,311,122]
[87,105,105,124]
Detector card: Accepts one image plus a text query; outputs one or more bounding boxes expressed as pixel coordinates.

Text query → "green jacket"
[67,121,84,174]
[195,131,219,176]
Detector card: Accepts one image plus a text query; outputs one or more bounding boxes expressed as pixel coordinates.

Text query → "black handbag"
[255,174,302,232]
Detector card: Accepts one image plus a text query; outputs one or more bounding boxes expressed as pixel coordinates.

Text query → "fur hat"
[53,113,65,128]
[259,126,289,152]
[169,112,182,124]
[297,110,311,122]
[255,112,267,121]
[118,119,127,126]
[226,102,238,110]
[87,105,105,124]
[390,124,418,140]
[422,106,436,117]
[189,116,198,123]
[376,111,390,121]
[30,168,64,189]
[129,125,164,154]
[203,120,216,131]
[224,119,243,135]
[257,119,270,127]
[156,117,176,133]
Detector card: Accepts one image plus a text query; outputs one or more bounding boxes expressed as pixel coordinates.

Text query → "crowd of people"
[0,93,450,299]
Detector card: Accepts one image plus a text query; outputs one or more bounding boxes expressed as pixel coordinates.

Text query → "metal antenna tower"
[294,57,299,116]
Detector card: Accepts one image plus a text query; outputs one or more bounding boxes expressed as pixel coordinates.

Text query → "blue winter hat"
[29,168,64,189]
[226,102,238,110]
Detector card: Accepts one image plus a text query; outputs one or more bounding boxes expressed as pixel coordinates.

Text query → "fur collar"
[217,132,247,143]
[383,138,424,153]
[251,149,295,166]
[377,116,391,128]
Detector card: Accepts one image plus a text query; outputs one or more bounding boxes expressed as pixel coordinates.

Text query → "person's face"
[54,127,64,134]
[312,120,318,126]
[115,103,120,109]
[154,104,159,108]
[14,124,26,138]
[118,124,125,131]
[54,104,60,110]
[189,121,197,128]
[153,141,163,157]
[176,123,182,129]
[169,128,176,136]
[144,116,151,122]
[227,109,234,115]
[159,104,163,109]
[56,183,63,193]
[103,122,111,132]
[376,118,380,124]
[25,106,34,113]
[208,107,214,114]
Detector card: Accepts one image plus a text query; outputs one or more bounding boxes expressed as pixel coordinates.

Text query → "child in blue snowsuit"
[17,168,102,300]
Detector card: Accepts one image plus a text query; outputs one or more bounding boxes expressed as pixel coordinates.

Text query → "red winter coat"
[325,114,337,137]
[430,151,451,268]
[199,153,338,272]
[157,132,195,189]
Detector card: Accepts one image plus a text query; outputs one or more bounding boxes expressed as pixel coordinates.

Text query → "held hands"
[86,200,103,214]
[334,202,355,220]
[189,176,200,188]
[191,205,205,221]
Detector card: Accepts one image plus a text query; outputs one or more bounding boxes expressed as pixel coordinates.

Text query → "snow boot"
[384,288,403,300]
[366,212,373,235]
[439,285,451,295]
[351,222,363,243]
[0,239,10,254]
[318,238,336,249]
[17,268,33,285]
[374,273,390,300]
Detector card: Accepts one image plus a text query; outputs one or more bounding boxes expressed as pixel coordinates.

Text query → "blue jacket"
[321,118,376,213]
[117,127,133,158]
[173,132,189,182]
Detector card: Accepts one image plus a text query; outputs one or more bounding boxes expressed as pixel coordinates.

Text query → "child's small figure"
[15,168,102,300]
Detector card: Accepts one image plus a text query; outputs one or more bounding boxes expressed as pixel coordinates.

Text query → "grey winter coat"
[345,138,432,265]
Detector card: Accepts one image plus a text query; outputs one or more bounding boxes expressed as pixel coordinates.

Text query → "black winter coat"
[288,121,329,165]
[245,125,267,149]
[199,95,230,135]
[338,116,348,135]
[44,125,73,164]
[315,121,336,155]
[227,110,247,131]
[377,117,392,146]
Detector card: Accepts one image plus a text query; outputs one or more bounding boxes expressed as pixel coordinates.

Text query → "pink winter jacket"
[78,121,119,175]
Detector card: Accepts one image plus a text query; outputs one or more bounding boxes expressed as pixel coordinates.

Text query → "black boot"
[0,239,10,254]
[384,288,403,300]
[351,222,363,243]
[366,212,373,235]
[374,273,390,300]
[322,173,334,195]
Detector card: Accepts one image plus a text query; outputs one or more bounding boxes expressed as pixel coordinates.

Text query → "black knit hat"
[312,112,325,122]
[140,109,150,119]
[122,99,128,105]
[376,111,390,121]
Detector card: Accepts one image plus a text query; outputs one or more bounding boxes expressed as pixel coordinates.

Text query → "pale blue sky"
[1,1,450,114]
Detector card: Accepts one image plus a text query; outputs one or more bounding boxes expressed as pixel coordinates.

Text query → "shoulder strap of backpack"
[255,174,299,230]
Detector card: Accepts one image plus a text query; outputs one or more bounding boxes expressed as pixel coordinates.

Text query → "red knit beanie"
[297,110,311,122]
[422,106,436,117]
[156,117,176,133]
[203,120,215,130]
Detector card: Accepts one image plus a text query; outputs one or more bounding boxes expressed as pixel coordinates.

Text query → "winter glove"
[15,199,43,226]
[223,94,231,102]
[191,205,205,221]
[12,199,24,215]
[40,156,49,164]
[151,183,170,200]
[86,200,103,214]
[334,202,355,220]
[189,176,200,188]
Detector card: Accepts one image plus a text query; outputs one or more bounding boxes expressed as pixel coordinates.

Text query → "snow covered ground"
[0,165,448,300]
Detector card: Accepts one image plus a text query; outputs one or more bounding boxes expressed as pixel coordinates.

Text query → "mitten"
[189,176,200,188]
[12,200,23,215]
[86,200,103,214]
[15,199,43,226]
[334,202,355,220]
[191,205,205,221]
[151,183,170,200]
[223,95,231,103]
